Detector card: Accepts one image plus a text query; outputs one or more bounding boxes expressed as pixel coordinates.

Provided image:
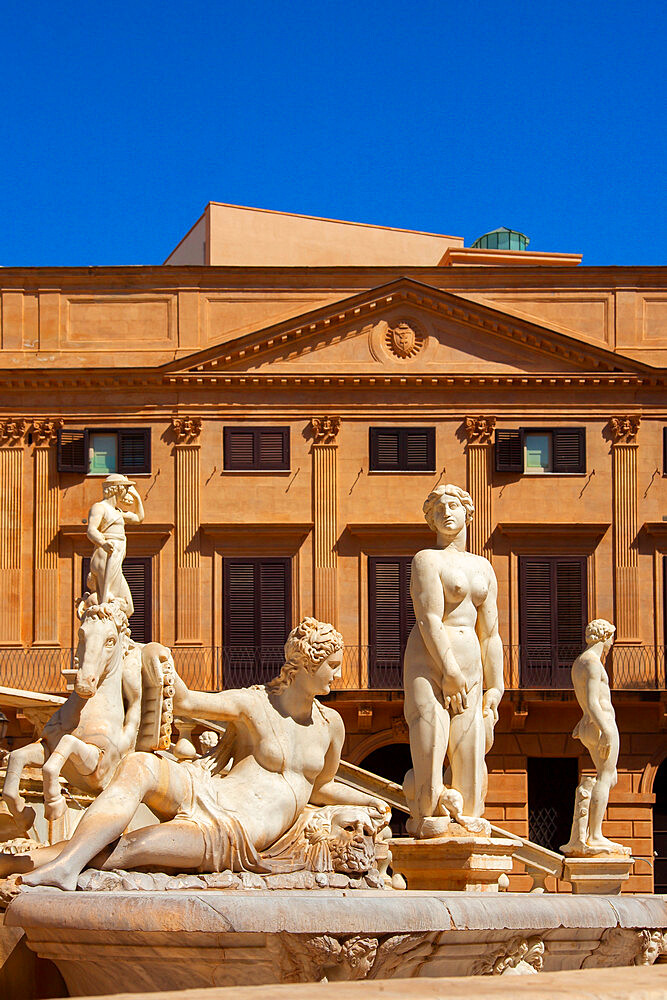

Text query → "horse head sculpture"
[74,596,129,699]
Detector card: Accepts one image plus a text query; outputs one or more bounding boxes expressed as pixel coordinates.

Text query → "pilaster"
[310,416,340,627]
[464,416,496,559]
[0,419,28,643]
[609,416,641,641]
[172,417,202,644]
[32,419,63,645]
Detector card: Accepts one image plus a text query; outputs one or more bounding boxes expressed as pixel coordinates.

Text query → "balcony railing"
[0,645,664,695]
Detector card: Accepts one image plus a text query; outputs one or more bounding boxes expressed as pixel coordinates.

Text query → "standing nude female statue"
[15,619,387,890]
[403,485,504,838]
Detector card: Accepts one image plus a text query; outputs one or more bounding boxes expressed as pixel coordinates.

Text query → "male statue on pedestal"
[561,619,630,856]
[86,474,144,615]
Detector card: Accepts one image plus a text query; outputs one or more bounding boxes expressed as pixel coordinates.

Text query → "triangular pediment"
[162,278,651,380]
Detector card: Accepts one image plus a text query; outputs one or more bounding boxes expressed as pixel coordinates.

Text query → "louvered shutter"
[81,556,151,642]
[258,561,291,675]
[369,557,412,688]
[370,429,400,470]
[119,429,151,474]
[122,559,152,643]
[663,428,667,474]
[404,429,435,471]
[224,429,255,470]
[403,559,416,636]
[552,429,586,474]
[520,556,586,686]
[555,559,586,676]
[519,558,554,685]
[258,429,289,470]
[495,429,523,473]
[224,558,290,686]
[58,430,88,473]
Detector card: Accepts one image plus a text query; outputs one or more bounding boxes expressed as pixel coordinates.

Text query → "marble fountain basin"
[5,887,667,993]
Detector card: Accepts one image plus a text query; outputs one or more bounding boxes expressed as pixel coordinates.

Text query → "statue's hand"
[599,729,612,760]
[442,669,468,715]
[482,687,502,726]
[102,540,115,554]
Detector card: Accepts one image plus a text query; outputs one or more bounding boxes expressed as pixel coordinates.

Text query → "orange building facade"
[1,207,666,890]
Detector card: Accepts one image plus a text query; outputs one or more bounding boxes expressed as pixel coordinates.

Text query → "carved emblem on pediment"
[385,320,424,360]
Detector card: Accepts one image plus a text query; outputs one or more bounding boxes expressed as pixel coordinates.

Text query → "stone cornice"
[1,264,666,292]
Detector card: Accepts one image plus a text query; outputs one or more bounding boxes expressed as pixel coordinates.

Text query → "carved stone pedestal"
[562,855,634,895]
[389,835,517,892]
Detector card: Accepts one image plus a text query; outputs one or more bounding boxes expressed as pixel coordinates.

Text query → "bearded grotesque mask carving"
[304,805,389,875]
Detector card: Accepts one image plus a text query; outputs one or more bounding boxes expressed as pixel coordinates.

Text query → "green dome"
[471,227,529,251]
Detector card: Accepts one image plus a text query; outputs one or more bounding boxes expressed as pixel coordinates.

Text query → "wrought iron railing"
[0,645,664,695]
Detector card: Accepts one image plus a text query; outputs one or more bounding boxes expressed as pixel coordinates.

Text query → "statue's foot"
[20,859,78,891]
[406,816,452,839]
[44,795,68,822]
[585,836,631,856]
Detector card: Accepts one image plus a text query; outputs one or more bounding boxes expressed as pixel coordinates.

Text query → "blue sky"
[2,1,665,266]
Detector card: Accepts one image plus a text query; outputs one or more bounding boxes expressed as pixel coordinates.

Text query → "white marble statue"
[11,618,389,889]
[561,619,630,856]
[86,475,144,614]
[402,485,504,838]
[2,598,143,827]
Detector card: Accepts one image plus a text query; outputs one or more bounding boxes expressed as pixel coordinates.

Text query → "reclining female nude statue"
[12,618,388,890]
[403,484,504,838]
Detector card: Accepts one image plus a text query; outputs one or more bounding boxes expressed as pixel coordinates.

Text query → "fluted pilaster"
[610,416,640,641]
[172,418,202,644]
[311,417,340,627]
[32,420,63,645]
[464,416,496,559]
[0,420,27,643]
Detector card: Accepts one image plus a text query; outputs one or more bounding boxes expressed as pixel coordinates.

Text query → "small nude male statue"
[561,619,630,856]
[86,474,144,615]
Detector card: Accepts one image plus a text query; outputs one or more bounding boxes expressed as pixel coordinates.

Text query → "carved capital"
[31,418,63,447]
[171,416,202,445]
[311,416,341,444]
[609,415,641,445]
[464,415,496,444]
[0,418,28,447]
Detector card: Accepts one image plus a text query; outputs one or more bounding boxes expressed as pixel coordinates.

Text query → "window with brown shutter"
[223,427,290,471]
[58,428,150,475]
[519,556,587,687]
[369,428,435,472]
[368,557,416,688]
[223,558,291,686]
[58,430,89,473]
[81,556,152,643]
[495,428,586,475]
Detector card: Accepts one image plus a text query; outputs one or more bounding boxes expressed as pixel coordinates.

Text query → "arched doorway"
[360,743,412,837]
[653,758,667,893]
